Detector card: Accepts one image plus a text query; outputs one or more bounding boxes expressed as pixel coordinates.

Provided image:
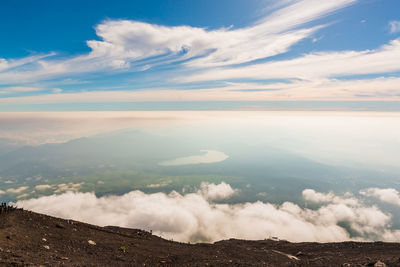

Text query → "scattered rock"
[55,222,65,229]
[374,261,386,267]
[43,245,50,250]
[42,238,47,242]
[296,251,307,257]
[88,240,96,245]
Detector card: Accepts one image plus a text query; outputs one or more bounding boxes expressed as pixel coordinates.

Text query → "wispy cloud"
[0,86,43,95]
[2,0,399,102]
[1,76,399,103]
[0,53,55,72]
[389,21,400,34]
[183,39,400,82]
[0,0,355,84]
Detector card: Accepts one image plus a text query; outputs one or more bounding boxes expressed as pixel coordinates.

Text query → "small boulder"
[88,240,96,245]
[296,251,307,257]
[374,261,386,267]
[56,222,65,229]
[43,245,50,250]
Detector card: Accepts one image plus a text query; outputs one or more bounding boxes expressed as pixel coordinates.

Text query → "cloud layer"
[5,0,398,102]
[0,0,355,81]
[183,39,400,82]
[360,188,400,207]
[15,183,400,243]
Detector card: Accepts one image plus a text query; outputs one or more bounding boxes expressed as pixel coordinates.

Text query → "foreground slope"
[0,209,400,266]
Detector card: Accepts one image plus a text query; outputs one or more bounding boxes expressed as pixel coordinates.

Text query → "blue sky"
[1,0,400,110]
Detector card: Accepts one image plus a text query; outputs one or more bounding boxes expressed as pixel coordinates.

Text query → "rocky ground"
[0,208,400,266]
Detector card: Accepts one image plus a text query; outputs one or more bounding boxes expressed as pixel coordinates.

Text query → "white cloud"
[15,184,400,243]
[1,0,398,102]
[389,21,400,34]
[0,189,5,194]
[85,0,356,68]
[0,58,7,71]
[146,183,168,188]
[0,53,54,72]
[7,186,29,194]
[17,193,30,199]
[184,39,400,82]
[256,0,355,33]
[360,188,400,207]
[303,189,335,203]
[0,86,42,95]
[33,183,84,193]
[0,0,355,85]
[1,75,399,104]
[146,179,171,188]
[54,182,84,193]
[35,184,53,191]
[303,189,358,206]
[52,88,63,94]
[199,182,237,201]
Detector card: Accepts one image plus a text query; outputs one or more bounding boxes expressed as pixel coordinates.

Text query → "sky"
[1,0,400,110]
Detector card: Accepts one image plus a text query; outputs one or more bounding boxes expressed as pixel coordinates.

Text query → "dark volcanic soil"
[0,209,400,266]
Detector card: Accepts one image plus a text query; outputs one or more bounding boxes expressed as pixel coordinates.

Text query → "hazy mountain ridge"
[1,130,398,204]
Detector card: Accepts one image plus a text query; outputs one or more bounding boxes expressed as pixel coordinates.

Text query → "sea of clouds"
[16,182,400,243]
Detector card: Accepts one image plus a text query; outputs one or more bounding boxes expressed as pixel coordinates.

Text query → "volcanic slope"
[1,209,400,266]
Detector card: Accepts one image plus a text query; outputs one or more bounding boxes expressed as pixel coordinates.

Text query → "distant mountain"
[0,138,24,156]
[0,130,397,202]
[0,130,201,179]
